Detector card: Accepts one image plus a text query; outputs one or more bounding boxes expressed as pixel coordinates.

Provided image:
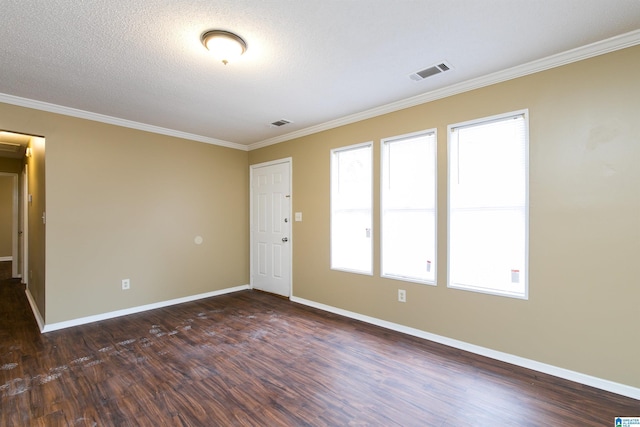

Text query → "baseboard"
[41,284,250,333]
[25,287,45,331]
[290,296,640,401]
[0,256,12,262]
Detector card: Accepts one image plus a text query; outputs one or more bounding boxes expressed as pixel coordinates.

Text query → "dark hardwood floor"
[0,263,638,426]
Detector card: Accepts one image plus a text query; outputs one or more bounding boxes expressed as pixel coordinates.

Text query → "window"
[381,130,437,284]
[331,142,373,274]
[448,111,528,298]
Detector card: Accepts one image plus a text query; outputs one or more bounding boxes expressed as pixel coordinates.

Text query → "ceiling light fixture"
[201,30,247,65]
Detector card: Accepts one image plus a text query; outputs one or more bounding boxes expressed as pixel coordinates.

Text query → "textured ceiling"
[1,1,639,149]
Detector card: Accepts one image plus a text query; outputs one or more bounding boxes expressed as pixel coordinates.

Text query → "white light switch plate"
[295,212,302,222]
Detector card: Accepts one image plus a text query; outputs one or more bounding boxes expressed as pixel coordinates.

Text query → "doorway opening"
[0,130,45,293]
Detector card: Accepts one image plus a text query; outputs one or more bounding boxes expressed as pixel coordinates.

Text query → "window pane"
[448,113,528,298]
[449,209,526,295]
[331,143,372,274]
[381,132,436,283]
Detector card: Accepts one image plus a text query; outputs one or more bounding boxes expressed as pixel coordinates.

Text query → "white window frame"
[380,129,437,285]
[447,109,529,299]
[330,141,373,275]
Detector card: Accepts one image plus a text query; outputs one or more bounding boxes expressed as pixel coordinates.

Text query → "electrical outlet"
[398,289,406,303]
[121,279,130,290]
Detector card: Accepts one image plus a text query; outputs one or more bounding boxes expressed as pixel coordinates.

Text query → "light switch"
[295,212,302,222]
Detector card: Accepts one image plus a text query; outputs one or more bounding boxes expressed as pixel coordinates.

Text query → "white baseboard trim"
[41,284,250,333]
[290,296,640,401]
[0,256,12,262]
[25,288,45,331]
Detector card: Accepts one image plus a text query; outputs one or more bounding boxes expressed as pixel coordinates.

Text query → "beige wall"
[0,104,250,324]
[27,137,46,317]
[249,45,640,388]
[0,175,14,257]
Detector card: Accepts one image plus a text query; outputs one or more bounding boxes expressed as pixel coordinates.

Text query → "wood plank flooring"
[1,269,638,425]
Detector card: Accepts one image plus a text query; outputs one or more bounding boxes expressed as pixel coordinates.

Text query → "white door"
[251,160,291,297]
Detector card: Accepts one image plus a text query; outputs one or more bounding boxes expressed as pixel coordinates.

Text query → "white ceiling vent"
[409,62,451,81]
[270,119,292,127]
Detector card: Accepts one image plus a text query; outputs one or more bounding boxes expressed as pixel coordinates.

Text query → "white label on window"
[511,269,520,283]
[426,260,432,272]
[365,228,371,238]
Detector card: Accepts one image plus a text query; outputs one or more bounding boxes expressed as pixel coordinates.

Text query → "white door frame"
[22,164,29,284]
[249,157,293,297]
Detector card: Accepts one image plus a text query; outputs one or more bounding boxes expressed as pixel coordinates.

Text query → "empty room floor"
[0,274,637,425]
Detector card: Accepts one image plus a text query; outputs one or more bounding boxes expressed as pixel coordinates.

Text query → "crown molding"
[2,29,638,153]
[249,29,640,151]
[0,93,248,151]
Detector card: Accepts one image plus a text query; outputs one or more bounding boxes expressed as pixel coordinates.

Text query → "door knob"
[282,237,288,242]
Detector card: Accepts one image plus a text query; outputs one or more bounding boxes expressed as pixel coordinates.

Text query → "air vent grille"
[410,62,452,81]
[0,142,20,153]
[270,119,291,127]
